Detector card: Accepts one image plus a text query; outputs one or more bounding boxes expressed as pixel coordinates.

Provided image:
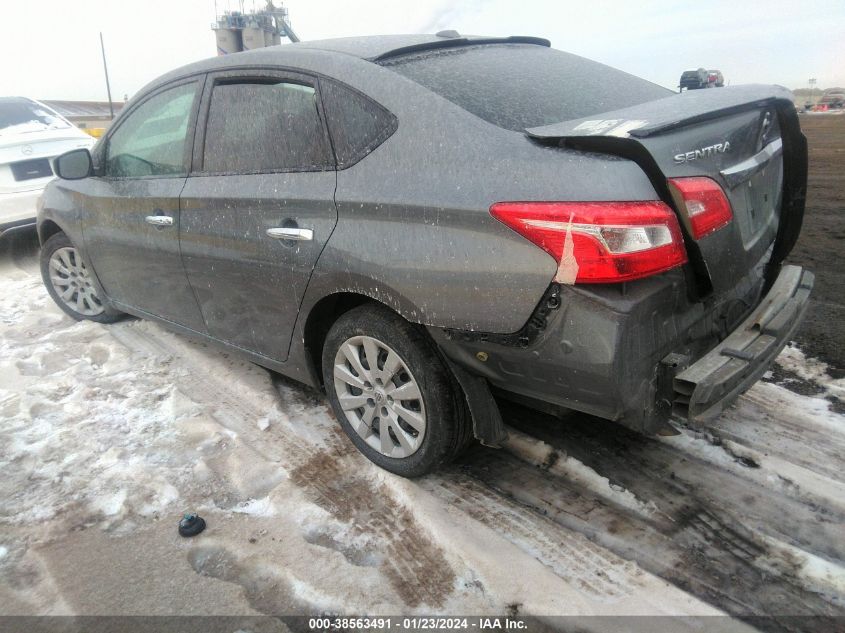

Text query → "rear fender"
[287,273,428,388]
[290,279,509,446]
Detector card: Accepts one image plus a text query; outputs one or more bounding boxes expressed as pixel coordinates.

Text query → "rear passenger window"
[320,80,396,168]
[202,81,332,173]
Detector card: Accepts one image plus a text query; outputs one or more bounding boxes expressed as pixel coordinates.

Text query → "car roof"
[136,33,552,103]
[153,33,550,80]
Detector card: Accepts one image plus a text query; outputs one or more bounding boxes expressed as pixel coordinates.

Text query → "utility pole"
[100,32,114,120]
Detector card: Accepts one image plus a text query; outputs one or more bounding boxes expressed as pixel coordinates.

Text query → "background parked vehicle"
[679,68,724,91]
[0,97,94,236]
[819,88,845,108]
[679,68,709,91]
[38,34,810,476]
[707,69,725,87]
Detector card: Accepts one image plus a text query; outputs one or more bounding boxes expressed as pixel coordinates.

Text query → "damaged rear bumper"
[431,260,813,437]
[671,265,814,425]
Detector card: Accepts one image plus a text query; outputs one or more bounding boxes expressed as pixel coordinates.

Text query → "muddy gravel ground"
[785,114,845,379]
[0,115,843,632]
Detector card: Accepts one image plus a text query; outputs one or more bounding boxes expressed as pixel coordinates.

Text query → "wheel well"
[302,291,505,447]
[39,220,63,245]
[304,293,374,389]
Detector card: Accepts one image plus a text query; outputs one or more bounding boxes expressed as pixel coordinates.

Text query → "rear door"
[179,69,337,361]
[82,78,207,331]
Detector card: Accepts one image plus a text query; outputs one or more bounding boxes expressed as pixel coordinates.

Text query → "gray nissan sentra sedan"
[37,33,813,476]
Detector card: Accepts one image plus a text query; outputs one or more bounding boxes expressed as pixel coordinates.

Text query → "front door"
[82,78,207,332]
[179,70,337,361]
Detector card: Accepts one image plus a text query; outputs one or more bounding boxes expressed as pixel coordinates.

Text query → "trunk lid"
[525,85,807,298]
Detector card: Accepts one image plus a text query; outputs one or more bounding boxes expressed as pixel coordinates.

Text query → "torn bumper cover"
[672,264,814,425]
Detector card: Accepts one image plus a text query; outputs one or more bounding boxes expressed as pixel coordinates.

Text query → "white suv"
[0,97,95,236]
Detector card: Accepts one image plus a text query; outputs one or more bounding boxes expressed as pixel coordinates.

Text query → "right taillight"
[490,200,688,284]
[667,177,733,240]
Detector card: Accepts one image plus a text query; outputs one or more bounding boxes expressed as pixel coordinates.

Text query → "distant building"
[42,100,124,131]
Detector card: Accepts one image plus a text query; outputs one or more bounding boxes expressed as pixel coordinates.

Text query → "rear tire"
[322,303,471,477]
[40,232,123,323]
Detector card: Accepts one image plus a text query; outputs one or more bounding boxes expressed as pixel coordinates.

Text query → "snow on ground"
[0,235,843,626]
[773,343,845,403]
[0,247,719,619]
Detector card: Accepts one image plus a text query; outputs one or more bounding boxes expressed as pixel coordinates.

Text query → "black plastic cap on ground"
[178,513,206,537]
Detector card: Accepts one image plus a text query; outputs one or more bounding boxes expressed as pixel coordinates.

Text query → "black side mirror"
[54,149,93,180]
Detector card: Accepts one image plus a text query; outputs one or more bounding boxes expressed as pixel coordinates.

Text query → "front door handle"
[266,227,313,241]
[145,215,174,227]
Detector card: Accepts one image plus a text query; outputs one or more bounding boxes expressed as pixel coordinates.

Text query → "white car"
[0,97,95,236]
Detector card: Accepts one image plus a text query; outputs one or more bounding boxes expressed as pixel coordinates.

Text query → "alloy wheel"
[48,247,105,317]
[332,335,427,458]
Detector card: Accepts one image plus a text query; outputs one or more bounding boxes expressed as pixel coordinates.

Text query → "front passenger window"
[105,82,197,178]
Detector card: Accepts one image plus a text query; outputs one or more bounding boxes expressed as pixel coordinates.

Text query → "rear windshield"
[379,44,672,131]
[0,98,72,136]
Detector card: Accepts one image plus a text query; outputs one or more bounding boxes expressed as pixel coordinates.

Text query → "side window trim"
[318,78,398,170]
[191,68,335,176]
[99,76,205,180]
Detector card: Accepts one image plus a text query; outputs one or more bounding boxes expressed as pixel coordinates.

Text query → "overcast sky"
[1,0,842,102]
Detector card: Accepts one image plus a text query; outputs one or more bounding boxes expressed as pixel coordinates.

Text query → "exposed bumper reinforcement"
[672,264,814,425]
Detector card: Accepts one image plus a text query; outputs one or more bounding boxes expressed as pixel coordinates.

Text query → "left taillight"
[490,201,688,284]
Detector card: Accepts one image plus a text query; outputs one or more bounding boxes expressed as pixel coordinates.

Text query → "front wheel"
[322,304,471,477]
[40,232,123,323]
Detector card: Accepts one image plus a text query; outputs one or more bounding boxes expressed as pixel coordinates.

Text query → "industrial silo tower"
[212,1,298,56]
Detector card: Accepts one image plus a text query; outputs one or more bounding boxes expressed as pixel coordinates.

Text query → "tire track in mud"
[458,447,842,629]
[714,389,845,483]
[187,542,327,620]
[470,402,845,630]
[421,475,641,602]
[501,402,845,562]
[290,452,456,608]
[563,424,840,563]
[108,320,668,608]
[105,321,682,610]
[106,319,845,624]
[106,321,457,610]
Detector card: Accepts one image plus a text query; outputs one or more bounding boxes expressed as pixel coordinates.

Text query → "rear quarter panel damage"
[301,58,661,336]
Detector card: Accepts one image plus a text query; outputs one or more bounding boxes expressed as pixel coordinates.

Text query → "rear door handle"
[145,215,174,226]
[266,227,313,241]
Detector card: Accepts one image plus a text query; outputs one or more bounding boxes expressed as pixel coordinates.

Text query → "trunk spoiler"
[525,85,808,292]
[525,84,795,140]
